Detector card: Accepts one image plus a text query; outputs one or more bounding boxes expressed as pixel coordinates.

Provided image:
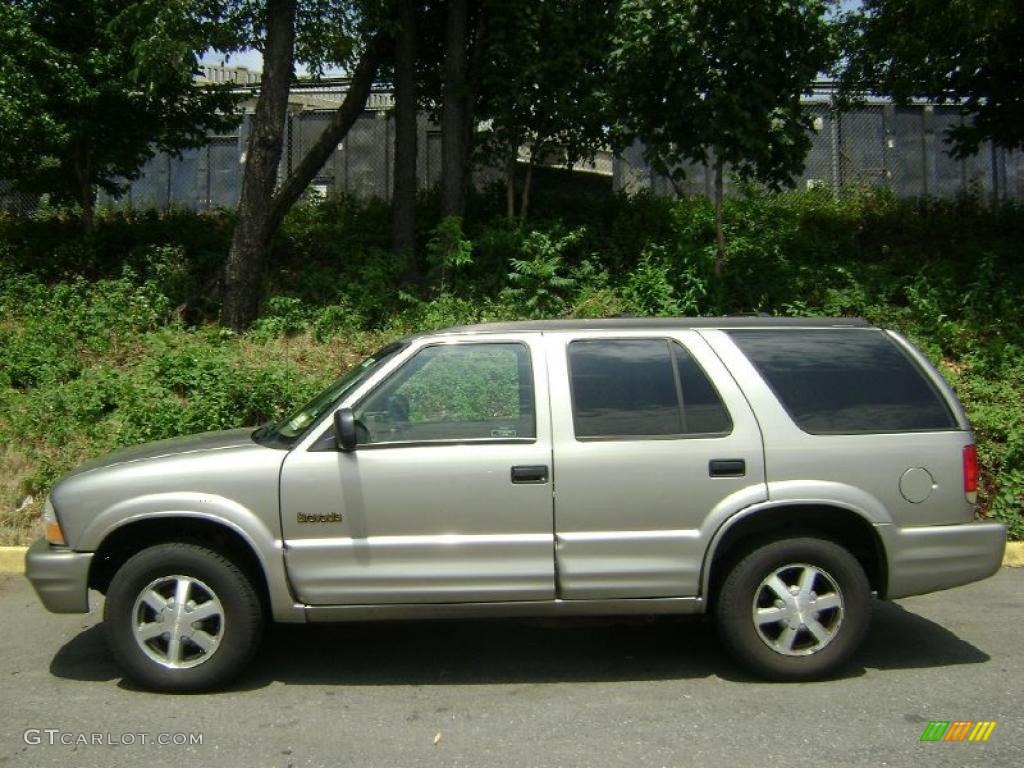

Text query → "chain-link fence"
[3,96,1021,217]
[615,101,1022,201]
[102,106,435,212]
[0,180,39,216]
[0,103,403,215]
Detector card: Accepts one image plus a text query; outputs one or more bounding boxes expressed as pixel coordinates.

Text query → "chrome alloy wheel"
[752,563,844,656]
[131,575,225,669]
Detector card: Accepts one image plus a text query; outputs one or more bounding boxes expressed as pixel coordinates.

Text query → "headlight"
[42,497,66,546]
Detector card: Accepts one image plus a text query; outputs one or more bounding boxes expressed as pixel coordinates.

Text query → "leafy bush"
[501,228,582,317]
[249,296,313,339]
[425,216,474,293]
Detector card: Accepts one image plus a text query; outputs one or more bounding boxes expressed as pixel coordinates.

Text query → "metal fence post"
[923,106,937,197]
[882,104,894,192]
[286,112,293,179]
[384,112,391,202]
[959,115,969,195]
[990,142,1002,204]
[205,144,212,212]
[344,125,350,195]
[829,102,841,195]
[166,153,173,212]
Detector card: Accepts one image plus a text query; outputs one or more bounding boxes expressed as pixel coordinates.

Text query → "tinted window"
[568,339,732,438]
[729,330,956,434]
[676,345,734,434]
[355,343,535,444]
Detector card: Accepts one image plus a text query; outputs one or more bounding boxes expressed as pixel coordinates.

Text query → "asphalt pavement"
[0,569,1021,767]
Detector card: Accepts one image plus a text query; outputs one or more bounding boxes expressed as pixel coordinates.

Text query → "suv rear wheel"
[714,537,871,681]
[104,542,264,692]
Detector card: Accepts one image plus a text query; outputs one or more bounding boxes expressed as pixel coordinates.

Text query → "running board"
[303,596,703,623]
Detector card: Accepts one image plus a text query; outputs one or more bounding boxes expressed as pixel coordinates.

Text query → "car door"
[279,335,555,606]
[546,330,767,599]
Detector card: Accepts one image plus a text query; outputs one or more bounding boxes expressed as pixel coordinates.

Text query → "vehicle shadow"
[49,600,990,692]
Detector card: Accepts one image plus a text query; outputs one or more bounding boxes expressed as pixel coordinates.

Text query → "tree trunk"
[221,0,297,332]
[519,160,533,221]
[441,0,469,218]
[505,149,516,218]
[392,0,419,283]
[80,182,94,234]
[73,148,94,233]
[461,7,486,203]
[713,158,725,278]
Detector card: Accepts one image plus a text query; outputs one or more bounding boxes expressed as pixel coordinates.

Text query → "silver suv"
[26,317,1007,690]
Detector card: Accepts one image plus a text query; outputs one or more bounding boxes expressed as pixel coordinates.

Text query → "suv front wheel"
[714,537,872,681]
[104,542,264,692]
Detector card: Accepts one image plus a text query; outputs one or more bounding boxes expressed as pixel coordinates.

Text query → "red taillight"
[963,444,979,495]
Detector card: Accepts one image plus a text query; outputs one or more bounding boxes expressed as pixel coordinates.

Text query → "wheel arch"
[701,501,889,608]
[87,514,301,622]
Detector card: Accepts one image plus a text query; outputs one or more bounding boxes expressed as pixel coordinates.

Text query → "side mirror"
[333,408,358,452]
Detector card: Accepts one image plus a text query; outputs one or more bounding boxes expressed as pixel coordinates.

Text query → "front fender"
[81,493,303,623]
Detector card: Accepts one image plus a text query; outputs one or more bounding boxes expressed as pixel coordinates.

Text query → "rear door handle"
[511,465,549,484]
[709,459,745,477]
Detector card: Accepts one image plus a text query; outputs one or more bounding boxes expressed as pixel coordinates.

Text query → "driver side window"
[353,342,536,445]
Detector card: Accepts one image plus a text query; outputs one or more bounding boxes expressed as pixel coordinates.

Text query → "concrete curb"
[1,542,1023,575]
[0,546,27,575]
[1004,541,1024,567]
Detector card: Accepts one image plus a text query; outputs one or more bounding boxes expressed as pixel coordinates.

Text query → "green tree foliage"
[218,0,366,74]
[475,0,616,218]
[609,0,834,188]
[608,0,835,272]
[0,0,239,229]
[840,0,1024,158]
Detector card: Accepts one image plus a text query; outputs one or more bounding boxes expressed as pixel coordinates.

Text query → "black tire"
[714,537,872,681]
[104,542,264,692]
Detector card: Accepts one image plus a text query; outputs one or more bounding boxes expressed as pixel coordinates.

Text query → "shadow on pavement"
[50,624,120,683]
[49,599,989,692]
[856,600,990,671]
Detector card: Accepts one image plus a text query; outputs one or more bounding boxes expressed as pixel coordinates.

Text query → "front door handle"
[709,459,746,477]
[511,465,548,484]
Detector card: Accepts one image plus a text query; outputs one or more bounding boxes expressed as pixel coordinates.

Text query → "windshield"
[253,342,407,448]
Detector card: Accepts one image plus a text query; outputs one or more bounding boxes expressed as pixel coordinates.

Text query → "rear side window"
[729,330,956,434]
[568,339,732,439]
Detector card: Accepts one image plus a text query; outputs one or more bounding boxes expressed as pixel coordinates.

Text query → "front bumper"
[24,538,93,613]
[878,520,1007,599]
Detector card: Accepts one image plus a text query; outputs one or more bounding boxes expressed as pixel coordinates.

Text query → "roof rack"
[419,316,872,336]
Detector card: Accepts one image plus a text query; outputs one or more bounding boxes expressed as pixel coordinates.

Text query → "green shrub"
[501,228,582,318]
[249,296,313,339]
[425,216,474,294]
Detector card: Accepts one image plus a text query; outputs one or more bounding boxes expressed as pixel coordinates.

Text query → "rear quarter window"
[728,329,957,434]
